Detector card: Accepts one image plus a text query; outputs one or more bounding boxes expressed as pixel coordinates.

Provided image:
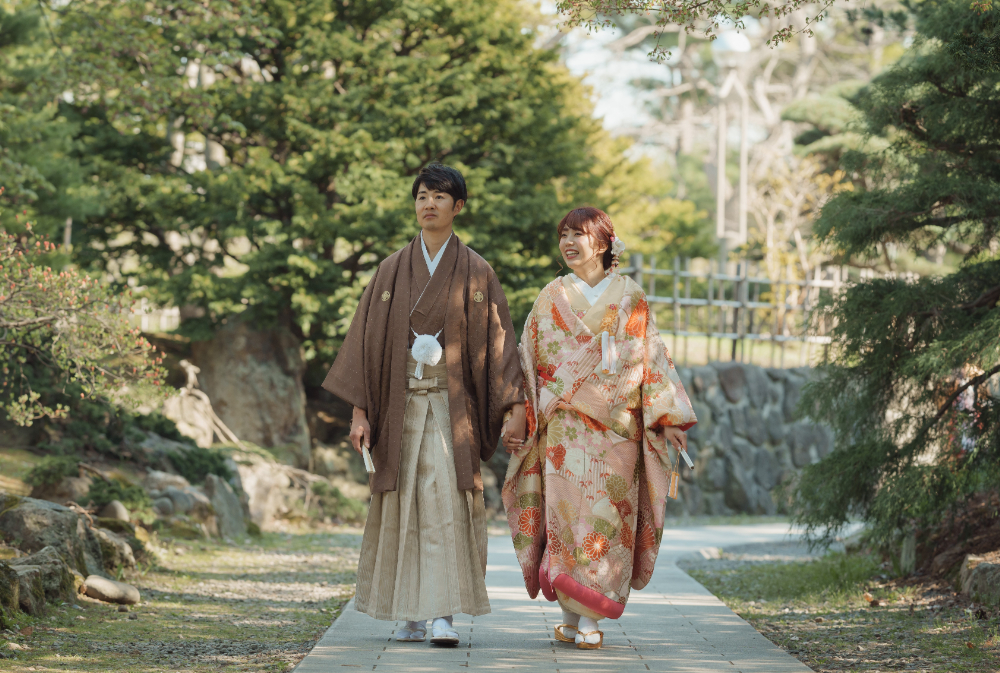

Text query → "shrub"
[81,478,151,512]
[310,481,367,524]
[25,456,79,487]
[168,447,231,486]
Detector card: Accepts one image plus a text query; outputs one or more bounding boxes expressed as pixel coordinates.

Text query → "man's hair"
[411,162,468,204]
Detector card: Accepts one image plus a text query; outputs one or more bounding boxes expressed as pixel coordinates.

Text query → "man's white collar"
[421,232,452,277]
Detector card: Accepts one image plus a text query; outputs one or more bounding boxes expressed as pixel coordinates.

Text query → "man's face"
[415,185,464,233]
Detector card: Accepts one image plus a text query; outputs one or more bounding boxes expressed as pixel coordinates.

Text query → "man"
[323,163,527,645]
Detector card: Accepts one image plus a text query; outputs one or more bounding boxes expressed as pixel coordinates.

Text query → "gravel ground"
[680,540,1000,672]
[1,528,363,672]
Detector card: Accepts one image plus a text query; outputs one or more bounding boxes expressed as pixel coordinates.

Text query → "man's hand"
[350,406,371,455]
[661,426,688,452]
[502,403,528,453]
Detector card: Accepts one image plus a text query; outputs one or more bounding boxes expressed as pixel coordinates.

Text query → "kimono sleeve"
[321,269,381,411]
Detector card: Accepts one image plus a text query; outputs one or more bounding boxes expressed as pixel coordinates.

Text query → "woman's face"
[559,227,606,273]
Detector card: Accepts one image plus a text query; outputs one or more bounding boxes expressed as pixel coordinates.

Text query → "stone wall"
[668,362,833,516]
[485,361,832,518]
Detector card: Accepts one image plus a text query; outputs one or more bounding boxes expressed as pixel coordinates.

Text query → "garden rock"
[153,497,174,516]
[161,394,216,448]
[13,565,44,614]
[729,406,748,438]
[783,373,806,422]
[191,322,312,467]
[0,495,105,577]
[29,475,92,506]
[203,474,246,540]
[690,365,719,395]
[7,546,80,612]
[232,452,293,529]
[83,575,140,605]
[99,500,130,522]
[0,562,19,629]
[92,527,136,570]
[960,555,1000,607]
[144,470,191,492]
[745,365,770,409]
[765,409,785,444]
[732,437,755,471]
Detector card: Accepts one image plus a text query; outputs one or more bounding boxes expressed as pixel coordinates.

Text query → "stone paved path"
[295,523,814,672]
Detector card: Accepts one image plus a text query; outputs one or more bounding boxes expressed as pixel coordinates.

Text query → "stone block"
[729,406,748,438]
[745,366,770,409]
[724,456,753,512]
[754,449,779,491]
[714,363,746,403]
[765,410,786,444]
[783,374,807,422]
[745,408,766,447]
[714,421,734,454]
[691,366,719,395]
[732,438,755,471]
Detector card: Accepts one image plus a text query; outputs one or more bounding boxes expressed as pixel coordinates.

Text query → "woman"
[500,207,696,650]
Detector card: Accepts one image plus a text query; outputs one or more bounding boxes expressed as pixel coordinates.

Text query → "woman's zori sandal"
[553,623,579,643]
[395,620,426,642]
[575,629,604,650]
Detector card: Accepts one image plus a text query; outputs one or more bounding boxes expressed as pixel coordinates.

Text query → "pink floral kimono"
[502,274,697,620]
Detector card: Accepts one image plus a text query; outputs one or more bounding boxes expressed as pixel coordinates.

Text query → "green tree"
[792,0,1000,547]
[45,0,610,373]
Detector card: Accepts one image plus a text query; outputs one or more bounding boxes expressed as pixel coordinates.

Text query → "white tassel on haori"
[601,331,617,375]
[411,330,443,380]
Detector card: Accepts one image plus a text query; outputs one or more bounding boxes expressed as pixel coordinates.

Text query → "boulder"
[732,437,755,471]
[714,421,734,454]
[83,575,140,605]
[161,394,216,448]
[703,457,727,491]
[191,322,311,467]
[691,365,719,395]
[29,475,92,506]
[7,546,80,608]
[13,565,44,614]
[152,497,174,516]
[99,500,130,522]
[0,561,20,628]
[960,555,1000,607]
[203,474,246,540]
[231,452,293,529]
[144,470,191,492]
[729,406,748,438]
[0,495,104,577]
[714,363,747,404]
[92,527,135,570]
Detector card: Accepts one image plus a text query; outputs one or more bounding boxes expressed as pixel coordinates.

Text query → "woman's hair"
[411,162,468,204]
[556,207,615,270]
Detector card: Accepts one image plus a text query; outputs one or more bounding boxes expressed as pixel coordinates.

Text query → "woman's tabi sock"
[575,616,602,645]
[561,609,581,628]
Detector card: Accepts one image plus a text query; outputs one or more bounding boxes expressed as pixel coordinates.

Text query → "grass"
[1,528,362,672]
[683,551,1000,672]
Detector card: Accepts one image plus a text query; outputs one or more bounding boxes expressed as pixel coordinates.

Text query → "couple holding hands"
[323,163,697,650]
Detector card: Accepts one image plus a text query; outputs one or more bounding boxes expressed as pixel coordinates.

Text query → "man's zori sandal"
[575,629,604,650]
[430,618,459,646]
[554,624,579,643]
[395,627,426,642]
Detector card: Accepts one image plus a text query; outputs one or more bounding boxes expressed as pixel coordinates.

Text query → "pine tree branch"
[927,363,1000,429]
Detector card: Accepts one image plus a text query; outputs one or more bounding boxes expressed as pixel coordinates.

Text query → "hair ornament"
[610,235,626,258]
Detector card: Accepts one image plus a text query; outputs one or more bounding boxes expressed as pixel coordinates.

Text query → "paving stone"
[293,526,813,673]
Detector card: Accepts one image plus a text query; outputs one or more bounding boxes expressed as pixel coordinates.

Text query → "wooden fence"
[621,254,849,368]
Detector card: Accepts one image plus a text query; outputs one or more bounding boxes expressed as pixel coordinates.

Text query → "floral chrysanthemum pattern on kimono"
[502,275,696,620]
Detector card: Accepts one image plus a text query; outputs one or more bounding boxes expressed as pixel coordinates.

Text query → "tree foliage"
[793,0,1000,547]
[0,206,166,425]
